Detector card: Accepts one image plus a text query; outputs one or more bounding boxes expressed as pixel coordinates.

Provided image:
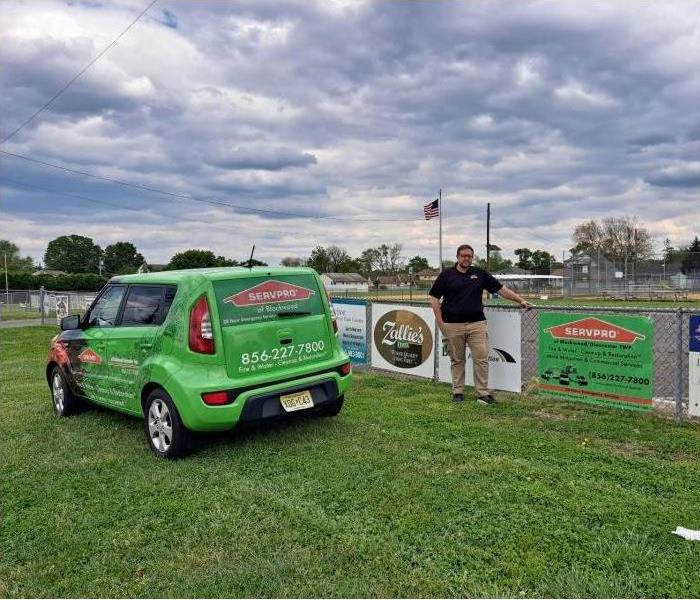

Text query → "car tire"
[144,389,192,459]
[318,395,344,417]
[51,366,82,417]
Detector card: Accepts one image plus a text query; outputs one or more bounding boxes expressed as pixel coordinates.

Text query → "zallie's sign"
[539,313,653,411]
[371,304,435,378]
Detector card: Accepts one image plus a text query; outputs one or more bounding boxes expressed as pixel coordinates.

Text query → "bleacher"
[600,284,689,301]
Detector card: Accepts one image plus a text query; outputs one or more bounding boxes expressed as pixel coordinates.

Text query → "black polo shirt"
[428,265,503,323]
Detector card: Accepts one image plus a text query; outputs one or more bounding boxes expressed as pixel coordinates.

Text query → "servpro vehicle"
[47,267,352,458]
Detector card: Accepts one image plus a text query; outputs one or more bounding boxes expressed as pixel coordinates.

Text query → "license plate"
[280,390,314,412]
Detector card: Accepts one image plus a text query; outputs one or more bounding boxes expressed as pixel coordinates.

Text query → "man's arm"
[498,285,532,309]
[429,295,445,331]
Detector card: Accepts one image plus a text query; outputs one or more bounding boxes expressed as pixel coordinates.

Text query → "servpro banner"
[538,313,653,411]
[371,304,435,378]
[438,309,522,392]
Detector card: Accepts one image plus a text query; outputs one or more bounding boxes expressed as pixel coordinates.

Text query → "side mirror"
[60,314,81,331]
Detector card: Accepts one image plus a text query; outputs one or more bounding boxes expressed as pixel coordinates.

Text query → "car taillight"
[202,391,228,405]
[323,286,339,335]
[189,295,214,354]
[339,362,351,376]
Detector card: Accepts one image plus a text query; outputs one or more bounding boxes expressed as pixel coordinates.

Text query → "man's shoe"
[452,393,464,403]
[477,394,496,406]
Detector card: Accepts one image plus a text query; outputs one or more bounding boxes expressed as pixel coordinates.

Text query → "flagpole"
[434,188,442,386]
[438,188,442,271]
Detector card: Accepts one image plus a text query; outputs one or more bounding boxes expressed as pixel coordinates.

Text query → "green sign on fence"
[538,313,653,411]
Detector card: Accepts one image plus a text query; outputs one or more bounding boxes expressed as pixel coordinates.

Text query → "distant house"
[416,268,439,283]
[563,252,618,294]
[376,274,410,287]
[137,262,168,274]
[320,272,369,292]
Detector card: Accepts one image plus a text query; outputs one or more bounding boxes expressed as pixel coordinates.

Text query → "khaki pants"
[442,321,489,397]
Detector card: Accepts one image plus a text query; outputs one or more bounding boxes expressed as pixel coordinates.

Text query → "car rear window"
[213,275,324,327]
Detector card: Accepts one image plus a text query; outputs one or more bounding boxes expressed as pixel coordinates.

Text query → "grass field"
[2,326,700,597]
[0,308,41,321]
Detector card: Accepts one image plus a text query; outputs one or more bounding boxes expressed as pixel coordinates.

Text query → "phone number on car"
[241,341,326,365]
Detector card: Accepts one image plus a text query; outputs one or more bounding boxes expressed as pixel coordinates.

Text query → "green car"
[47,267,352,458]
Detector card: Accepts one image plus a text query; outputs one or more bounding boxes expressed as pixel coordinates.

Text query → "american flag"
[423,198,439,220]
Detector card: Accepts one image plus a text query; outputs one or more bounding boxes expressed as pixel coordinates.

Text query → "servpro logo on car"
[223,280,315,307]
[544,317,645,344]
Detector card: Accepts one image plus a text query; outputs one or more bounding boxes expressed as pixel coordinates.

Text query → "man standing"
[429,244,532,404]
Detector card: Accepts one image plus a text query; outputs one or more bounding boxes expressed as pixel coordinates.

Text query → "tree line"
[0,235,268,277]
[2,215,697,288]
[572,216,700,274]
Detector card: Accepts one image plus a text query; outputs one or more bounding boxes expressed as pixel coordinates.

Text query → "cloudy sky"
[1,0,699,268]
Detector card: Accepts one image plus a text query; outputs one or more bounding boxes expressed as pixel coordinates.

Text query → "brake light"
[323,285,339,335]
[202,391,229,405]
[189,295,214,354]
[339,362,351,376]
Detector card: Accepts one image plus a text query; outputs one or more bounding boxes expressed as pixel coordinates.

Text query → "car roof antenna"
[246,244,255,270]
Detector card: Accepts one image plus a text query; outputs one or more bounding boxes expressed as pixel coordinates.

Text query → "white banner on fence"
[689,315,700,418]
[438,309,522,393]
[334,301,367,364]
[55,295,69,325]
[371,304,435,378]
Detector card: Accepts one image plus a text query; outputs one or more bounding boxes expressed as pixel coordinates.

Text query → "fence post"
[675,308,683,425]
[40,286,45,326]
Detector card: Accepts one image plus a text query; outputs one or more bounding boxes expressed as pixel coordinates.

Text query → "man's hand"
[519,299,533,310]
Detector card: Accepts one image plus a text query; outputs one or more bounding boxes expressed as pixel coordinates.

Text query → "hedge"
[7,272,110,292]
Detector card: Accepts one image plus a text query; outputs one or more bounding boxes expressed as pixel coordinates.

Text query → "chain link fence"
[0,289,96,323]
[3,287,695,421]
[333,295,697,424]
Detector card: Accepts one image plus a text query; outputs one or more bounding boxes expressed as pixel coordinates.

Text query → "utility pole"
[4,253,9,308]
[486,203,491,270]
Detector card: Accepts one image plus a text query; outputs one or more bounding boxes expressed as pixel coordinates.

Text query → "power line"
[0,0,158,145]
[0,150,419,222]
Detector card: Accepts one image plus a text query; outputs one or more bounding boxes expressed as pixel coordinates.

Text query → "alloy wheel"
[148,399,173,453]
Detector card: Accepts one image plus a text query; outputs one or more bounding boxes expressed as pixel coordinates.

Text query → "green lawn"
[0,308,41,321]
[2,326,700,597]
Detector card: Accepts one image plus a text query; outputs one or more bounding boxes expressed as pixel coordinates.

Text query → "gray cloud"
[1,0,700,266]
[206,146,317,171]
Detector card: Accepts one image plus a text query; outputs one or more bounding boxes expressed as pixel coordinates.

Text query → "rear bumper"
[238,378,339,423]
[166,362,351,431]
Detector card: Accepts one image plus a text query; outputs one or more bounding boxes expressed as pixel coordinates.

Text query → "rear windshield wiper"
[277,311,312,318]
